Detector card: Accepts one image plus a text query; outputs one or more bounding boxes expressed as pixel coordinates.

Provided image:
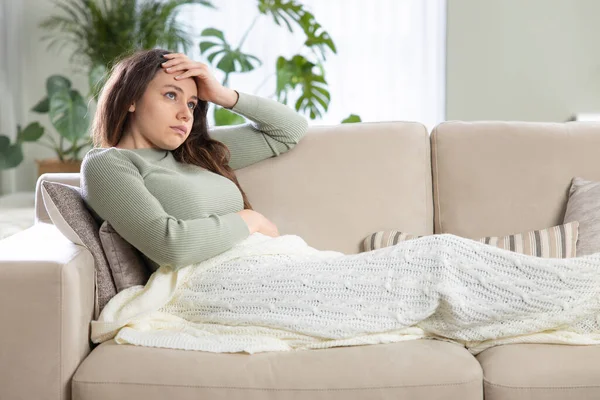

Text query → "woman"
[86,49,600,355]
[82,48,305,272]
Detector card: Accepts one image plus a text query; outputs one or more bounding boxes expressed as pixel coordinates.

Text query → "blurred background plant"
[1,0,361,171]
[40,0,216,100]
[0,75,91,170]
[0,0,213,171]
[39,0,361,125]
[197,0,361,125]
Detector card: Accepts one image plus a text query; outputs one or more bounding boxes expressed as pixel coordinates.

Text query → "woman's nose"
[177,105,192,121]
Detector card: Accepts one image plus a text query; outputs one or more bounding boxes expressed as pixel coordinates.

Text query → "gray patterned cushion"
[40,180,117,318]
[563,177,600,256]
[99,221,151,292]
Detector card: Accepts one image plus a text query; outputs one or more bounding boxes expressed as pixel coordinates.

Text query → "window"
[178,0,446,131]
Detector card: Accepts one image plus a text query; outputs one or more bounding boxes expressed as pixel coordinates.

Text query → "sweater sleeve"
[80,149,250,270]
[209,91,309,170]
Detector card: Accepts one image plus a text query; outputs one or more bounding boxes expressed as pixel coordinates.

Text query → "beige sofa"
[2,120,600,400]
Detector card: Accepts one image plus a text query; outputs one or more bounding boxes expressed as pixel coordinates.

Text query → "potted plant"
[0,75,92,176]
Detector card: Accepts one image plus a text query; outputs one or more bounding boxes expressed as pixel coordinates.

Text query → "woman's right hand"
[237,209,280,237]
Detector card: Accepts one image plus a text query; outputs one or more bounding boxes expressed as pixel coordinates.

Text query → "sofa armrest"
[0,222,95,400]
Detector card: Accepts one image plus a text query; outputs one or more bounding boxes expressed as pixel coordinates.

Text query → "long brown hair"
[91,48,253,210]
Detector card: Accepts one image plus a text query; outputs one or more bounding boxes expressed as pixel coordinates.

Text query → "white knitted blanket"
[91,233,600,355]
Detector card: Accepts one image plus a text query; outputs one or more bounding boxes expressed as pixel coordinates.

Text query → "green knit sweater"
[81,91,308,271]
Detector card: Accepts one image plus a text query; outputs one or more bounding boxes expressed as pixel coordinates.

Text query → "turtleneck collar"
[114,146,170,162]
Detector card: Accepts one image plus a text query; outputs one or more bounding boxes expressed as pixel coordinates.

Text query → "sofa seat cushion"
[72,339,483,400]
[477,344,600,400]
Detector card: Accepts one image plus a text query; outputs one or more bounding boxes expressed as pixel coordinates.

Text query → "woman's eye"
[188,102,196,110]
[165,92,176,100]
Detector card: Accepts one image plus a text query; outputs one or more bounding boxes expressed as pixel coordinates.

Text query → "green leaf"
[32,97,50,113]
[46,75,72,96]
[214,107,246,126]
[199,41,219,53]
[39,0,215,71]
[341,114,362,124]
[258,0,335,62]
[49,89,90,142]
[17,122,45,142]
[276,55,330,119]
[258,0,304,33]
[200,27,225,41]
[0,139,24,170]
[0,135,10,152]
[299,12,336,60]
[5,144,24,169]
[199,28,261,74]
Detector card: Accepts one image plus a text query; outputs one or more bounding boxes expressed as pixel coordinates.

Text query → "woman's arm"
[161,53,309,170]
[210,90,309,170]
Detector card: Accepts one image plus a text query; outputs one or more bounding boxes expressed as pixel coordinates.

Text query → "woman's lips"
[171,126,186,136]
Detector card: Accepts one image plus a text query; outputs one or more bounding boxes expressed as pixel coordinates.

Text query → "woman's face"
[125,69,199,150]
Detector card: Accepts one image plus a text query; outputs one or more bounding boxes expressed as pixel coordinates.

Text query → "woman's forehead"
[151,69,198,97]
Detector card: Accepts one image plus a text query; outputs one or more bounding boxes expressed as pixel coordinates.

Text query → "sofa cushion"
[40,180,117,318]
[362,222,579,258]
[99,221,151,293]
[563,177,600,256]
[72,339,483,400]
[477,344,600,400]
[431,121,600,238]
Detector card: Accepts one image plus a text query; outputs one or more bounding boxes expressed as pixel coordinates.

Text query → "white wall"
[446,0,600,121]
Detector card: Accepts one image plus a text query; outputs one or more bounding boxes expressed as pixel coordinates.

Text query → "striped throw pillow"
[362,221,579,258]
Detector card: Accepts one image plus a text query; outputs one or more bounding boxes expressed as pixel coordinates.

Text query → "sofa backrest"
[235,122,434,254]
[431,121,600,238]
[34,122,434,255]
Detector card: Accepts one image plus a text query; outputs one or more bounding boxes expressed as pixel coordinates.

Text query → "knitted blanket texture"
[90,233,600,355]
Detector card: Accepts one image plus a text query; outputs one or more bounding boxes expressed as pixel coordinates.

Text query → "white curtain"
[0,0,24,196]
[178,0,446,131]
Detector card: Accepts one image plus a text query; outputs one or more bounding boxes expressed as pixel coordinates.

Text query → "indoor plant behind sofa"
[2,120,600,400]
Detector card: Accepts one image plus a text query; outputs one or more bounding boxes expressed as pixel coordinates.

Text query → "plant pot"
[36,158,82,178]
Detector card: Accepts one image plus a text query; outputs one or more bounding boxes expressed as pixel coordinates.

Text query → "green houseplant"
[0,75,91,174]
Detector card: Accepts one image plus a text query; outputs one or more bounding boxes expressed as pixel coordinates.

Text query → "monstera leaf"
[276,55,330,119]
[49,89,90,142]
[199,28,261,75]
[32,75,73,113]
[47,75,72,95]
[298,12,336,60]
[259,0,335,61]
[258,0,304,33]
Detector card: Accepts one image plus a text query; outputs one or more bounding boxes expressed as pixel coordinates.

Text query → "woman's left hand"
[161,53,238,108]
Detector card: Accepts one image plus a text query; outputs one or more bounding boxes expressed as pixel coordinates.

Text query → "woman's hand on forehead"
[161,53,233,106]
